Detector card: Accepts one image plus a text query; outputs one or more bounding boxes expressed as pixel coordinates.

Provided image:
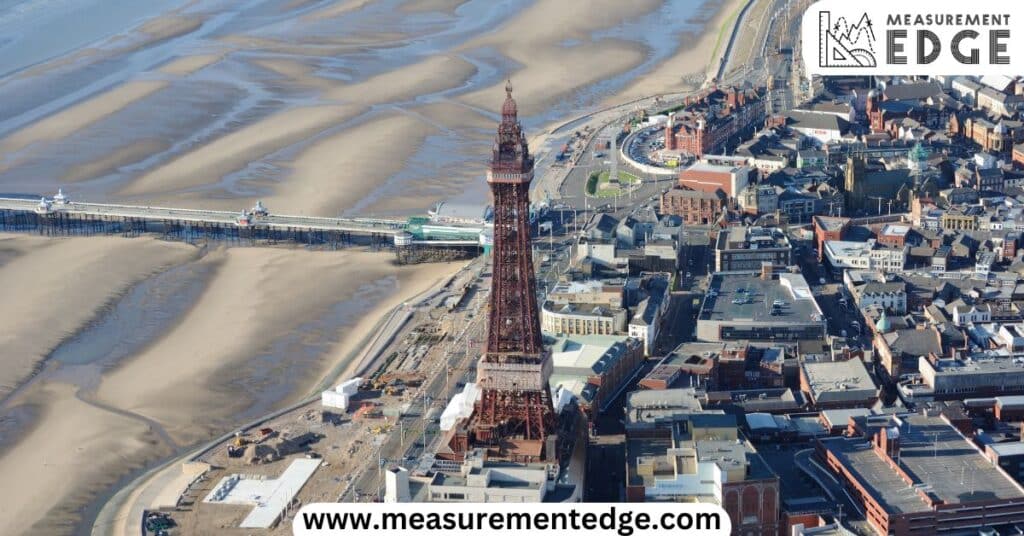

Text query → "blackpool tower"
[462,81,559,463]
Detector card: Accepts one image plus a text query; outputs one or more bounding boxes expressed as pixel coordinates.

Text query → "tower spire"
[501,78,519,122]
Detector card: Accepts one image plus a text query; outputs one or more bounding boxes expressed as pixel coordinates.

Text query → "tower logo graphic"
[818,11,877,68]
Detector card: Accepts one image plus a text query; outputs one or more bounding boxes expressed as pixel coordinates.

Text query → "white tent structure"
[321,377,362,411]
[440,382,480,431]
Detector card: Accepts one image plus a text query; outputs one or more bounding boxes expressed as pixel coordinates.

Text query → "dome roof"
[875,310,892,333]
[909,142,929,162]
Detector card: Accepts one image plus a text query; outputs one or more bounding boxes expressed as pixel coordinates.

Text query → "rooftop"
[880,224,911,238]
[801,358,877,404]
[717,226,791,251]
[202,459,321,529]
[814,215,848,233]
[820,408,873,429]
[549,334,637,377]
[542,301,622,318]
[786,110,850,133]
[822,413,1024,514]
[824,240,874,258]
[928,355,1024,376]
[699,272,823,324]
[625,388,707,425]
[683,161,747,175]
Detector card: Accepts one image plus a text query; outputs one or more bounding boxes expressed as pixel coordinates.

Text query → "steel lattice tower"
[469,81,557,461]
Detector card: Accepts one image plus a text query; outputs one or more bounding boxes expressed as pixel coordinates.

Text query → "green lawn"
[586,170,641,198]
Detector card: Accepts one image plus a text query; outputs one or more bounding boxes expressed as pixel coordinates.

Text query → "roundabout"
[585,170,642,198]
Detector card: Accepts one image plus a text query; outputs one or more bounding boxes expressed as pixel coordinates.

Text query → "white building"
[542,302,627,336]
[951,77,983,106]
[952,304,992,326]
[626,273,671,356]
[785,110,850,146]
[824,239,907,272]
[855,282,907,315]
[426,449,557,503]
[385,467,411,503]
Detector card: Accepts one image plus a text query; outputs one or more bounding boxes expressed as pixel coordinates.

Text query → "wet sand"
[0,234,196,400]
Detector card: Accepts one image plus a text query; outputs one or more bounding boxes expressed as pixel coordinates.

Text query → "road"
[793,449,876,536]
[340,284,487,501]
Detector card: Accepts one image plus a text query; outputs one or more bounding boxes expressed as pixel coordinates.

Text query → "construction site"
[143,257,490,533]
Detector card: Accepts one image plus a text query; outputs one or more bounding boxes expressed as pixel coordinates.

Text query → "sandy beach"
[616,0,747,101]
[0,234,196,399]
[0,0,743,533]
[0,242,463,533]
[95,247,462,445]
[0,383,175,536]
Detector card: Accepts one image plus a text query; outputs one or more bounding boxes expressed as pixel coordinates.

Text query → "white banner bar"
[293,503,731,536]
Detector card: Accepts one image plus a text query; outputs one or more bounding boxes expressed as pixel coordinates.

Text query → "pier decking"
[0,192,486,262]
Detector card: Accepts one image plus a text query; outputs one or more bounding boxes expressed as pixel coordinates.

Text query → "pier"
[0,191,487,263]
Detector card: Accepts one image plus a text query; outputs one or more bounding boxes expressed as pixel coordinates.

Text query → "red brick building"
[665,87,765,157]
[660,186,726,225]
[1014,143,1024,168]
[875,224,911,248]
[813,215,848,261]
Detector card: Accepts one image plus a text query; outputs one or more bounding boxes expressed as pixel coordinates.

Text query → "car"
[819,277,826,285]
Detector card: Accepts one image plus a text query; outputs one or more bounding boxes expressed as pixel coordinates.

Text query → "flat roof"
[801,359,876,403]
[814,215,847,232]
[684,161,745,174]
[824,240,873,257]
[823,414,1024,515]
[880,224,910,237]
[930,356,1024,376]
[989,442,1024,457]
[700,272,822,323]
[627,388,703,411]
[821,408,873,428]
[549,280,618,295]
[203,458,321,529]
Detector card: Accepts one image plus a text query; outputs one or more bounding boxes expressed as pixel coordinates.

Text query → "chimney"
[874,427,900,460]
[760,261,774,280]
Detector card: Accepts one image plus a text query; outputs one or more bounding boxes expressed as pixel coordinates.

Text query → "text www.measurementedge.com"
[298,507,722,535]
